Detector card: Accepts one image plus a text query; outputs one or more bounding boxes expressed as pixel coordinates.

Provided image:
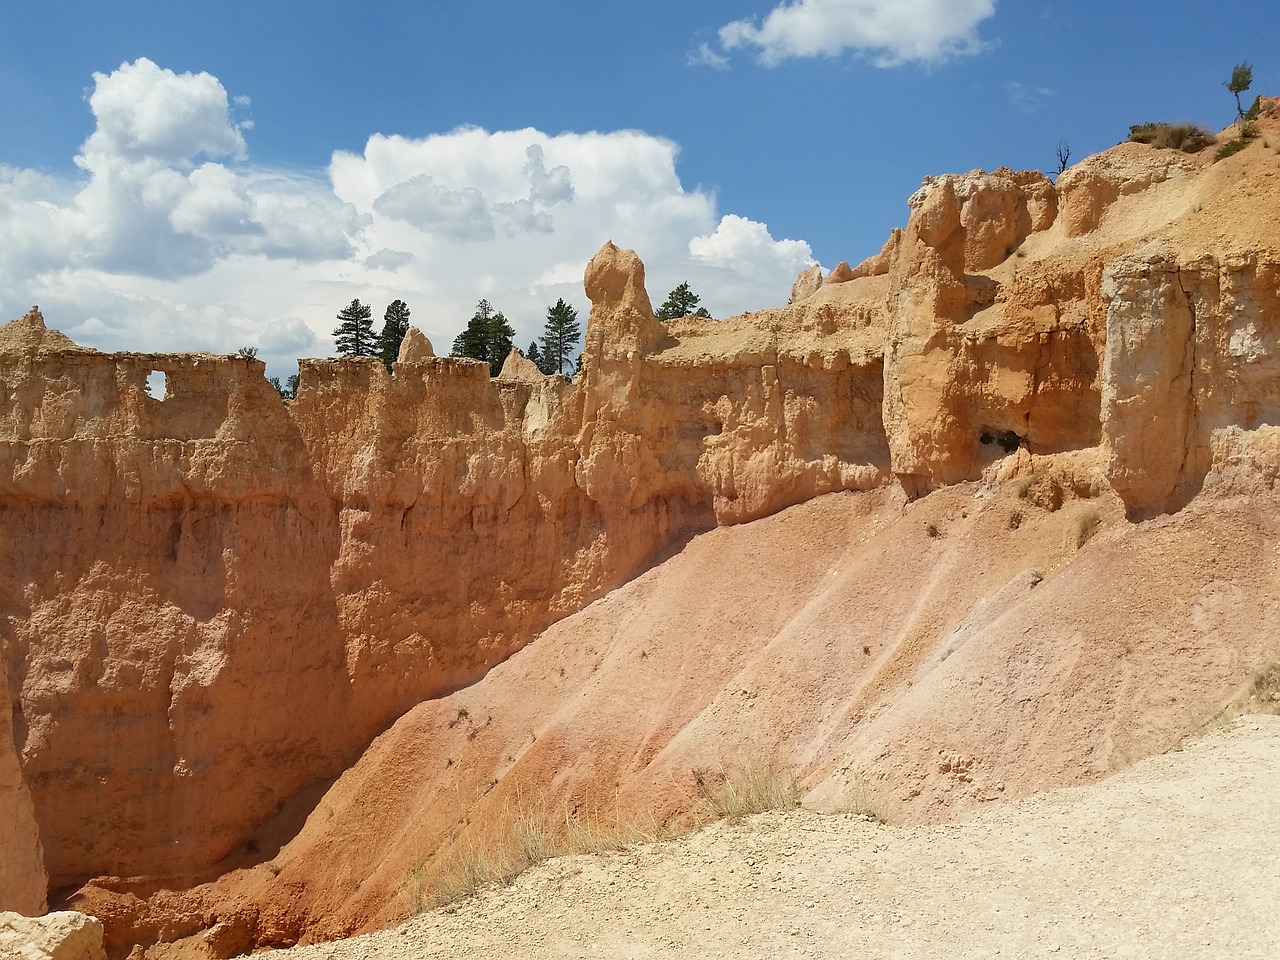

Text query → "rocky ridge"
[1,103,1279,954]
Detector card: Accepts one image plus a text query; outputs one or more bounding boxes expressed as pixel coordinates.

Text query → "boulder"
[395,326,435,362]
[0,911,106,960]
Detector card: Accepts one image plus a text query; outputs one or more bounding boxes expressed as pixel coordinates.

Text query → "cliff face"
[3,104,1280,927]
[0,248,888,899]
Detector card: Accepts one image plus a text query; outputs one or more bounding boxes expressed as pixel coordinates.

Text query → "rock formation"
[395,326,434,362]
[3,110,1280,952]
[0,910,106,960]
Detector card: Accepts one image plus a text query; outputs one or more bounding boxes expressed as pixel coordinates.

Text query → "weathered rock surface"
[0,652,46,915]
[0,243,888,908]
[394,326,434,362]
[3,111,1280,953]
[0,910,106,960]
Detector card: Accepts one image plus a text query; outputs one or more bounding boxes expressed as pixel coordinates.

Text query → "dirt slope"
[268,715,1280,960]
[93,468,1280,950]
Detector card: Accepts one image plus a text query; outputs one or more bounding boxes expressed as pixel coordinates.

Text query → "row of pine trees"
[328,282,710,380]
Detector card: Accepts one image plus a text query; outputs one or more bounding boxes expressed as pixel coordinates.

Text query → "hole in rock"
[978,428,1022,453]
[146,370,167,400]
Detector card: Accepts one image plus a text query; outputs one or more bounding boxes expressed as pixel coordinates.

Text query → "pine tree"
[538,298,581,376]
[333,299,375,357]
[655,282,712,321]
[450,299,515,376]
[1227,62,1253,120]
[377,299,411,371]
[527,340,545,371]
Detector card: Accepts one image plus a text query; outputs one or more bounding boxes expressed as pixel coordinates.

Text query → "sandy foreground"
[269,716,1280,960]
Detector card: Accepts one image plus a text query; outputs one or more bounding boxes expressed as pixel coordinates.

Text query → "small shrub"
[693,763,799,821]
[562,807,661,854]
[1197,659,1280,736]
[1128,122,1213,153]
[841,779,888,825]
[1244,662,1280,713]
[924,521,941,539]
[1074,507,1102,548]
[1215,138,1249,162]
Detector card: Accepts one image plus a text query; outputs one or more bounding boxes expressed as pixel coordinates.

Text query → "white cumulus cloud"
[0,61,818,378]
[718,0,997,67]
[81,58,247,165]
[690,214,813,271]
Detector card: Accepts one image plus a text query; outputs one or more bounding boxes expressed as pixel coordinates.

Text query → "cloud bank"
[716,0,997,67]
[0,59,814,376]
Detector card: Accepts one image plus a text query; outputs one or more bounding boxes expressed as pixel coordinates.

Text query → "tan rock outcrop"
[1057,143,1205,237]
[0,653,46,915]
[395,326,434,362]
[847,229,902,280]
[0,911,106,960]
[0,307,94,356]
[0,239,889,894]
[790,263,823,303]
[906,167,1057,272]
[497,348,546,382]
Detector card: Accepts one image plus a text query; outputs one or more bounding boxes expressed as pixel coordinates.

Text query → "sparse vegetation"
[1054,140,1071,176]
[451,299,515,376]
[1215,63,1260,162]
[403,795,673,914]
[377,299,412,372]
[1127,122,1213,153]
[924,521,941,538]
[268,373,299,401]
[693,763,800,821]
[1196,659,1280,738]
[1214,137,1250,161]
[655,282,712,321]
[1074,506,1102,548]
[1226,62,1253,120]
[333,298,376,358]
[840,778,889,825]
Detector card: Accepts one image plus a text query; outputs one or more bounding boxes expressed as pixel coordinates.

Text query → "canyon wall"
[3,106,1280,922]
[0,241,888,902]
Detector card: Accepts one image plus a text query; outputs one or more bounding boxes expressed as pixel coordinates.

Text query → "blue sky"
[0,1,1271,376]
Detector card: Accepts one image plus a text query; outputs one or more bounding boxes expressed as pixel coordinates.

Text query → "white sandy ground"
[269,715,1280,960]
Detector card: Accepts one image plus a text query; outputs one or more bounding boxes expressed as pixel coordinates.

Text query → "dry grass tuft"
[1239,661,1280,715]
[693,763,800,821]
[404,762,814,914]
[1192,659,1280,741]
[403,795,674,914]
[1074,506,1102,548]
[1128,122,1213,153]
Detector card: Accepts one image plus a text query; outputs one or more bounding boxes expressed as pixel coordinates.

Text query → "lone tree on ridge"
[333,299,376,357]
[538,298,582,376]
[377,299,411,371]
[1227,62,1253,120]
[656,282,712,321]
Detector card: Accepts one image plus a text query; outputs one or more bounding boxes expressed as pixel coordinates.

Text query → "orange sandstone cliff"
[3,105,1280,952]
